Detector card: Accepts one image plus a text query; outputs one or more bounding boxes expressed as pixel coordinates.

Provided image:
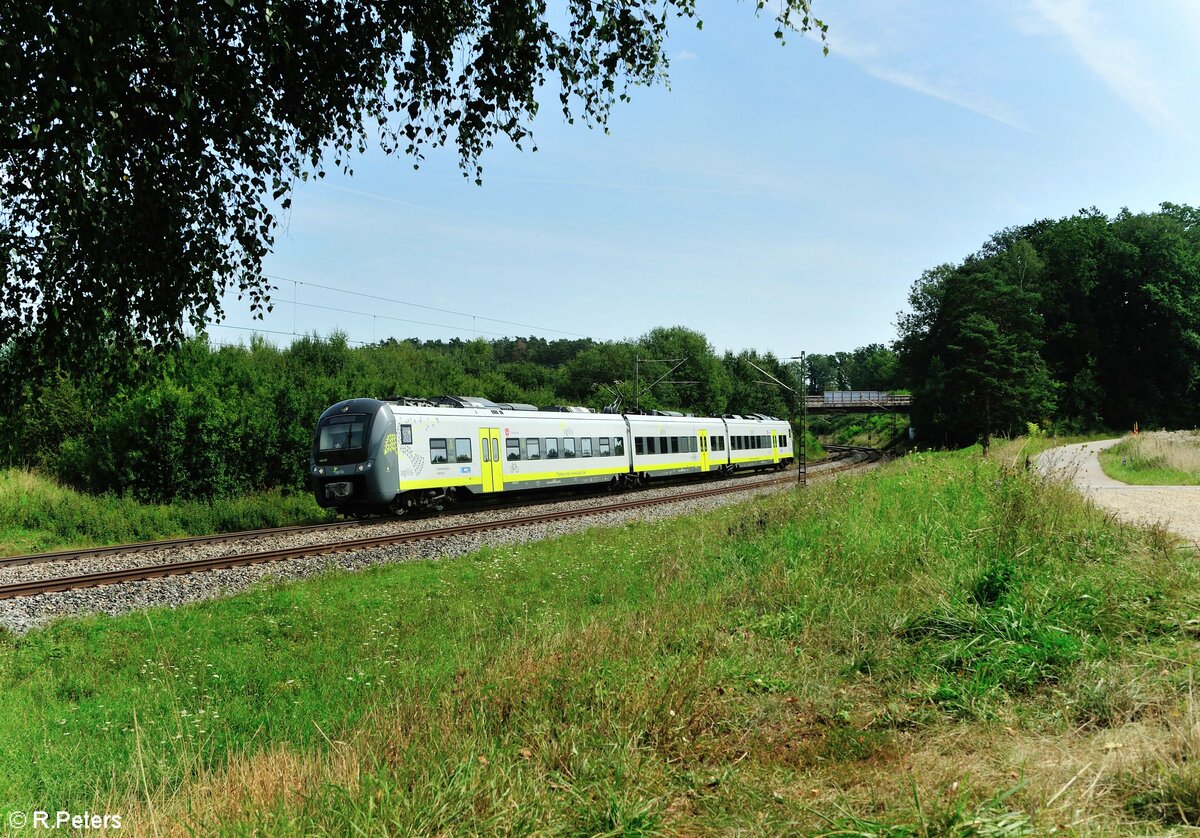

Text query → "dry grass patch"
[1101,431,1200,485]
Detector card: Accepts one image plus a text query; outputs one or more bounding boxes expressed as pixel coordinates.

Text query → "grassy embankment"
[0,469,332,556]
[1099,431,1200,486]
[1,444,1199,834]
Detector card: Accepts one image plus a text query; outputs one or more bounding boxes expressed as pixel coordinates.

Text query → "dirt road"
[1037,439,1200,548]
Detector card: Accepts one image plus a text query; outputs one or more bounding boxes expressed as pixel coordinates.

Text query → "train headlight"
[356,459,375,473]
[316,467,325,476]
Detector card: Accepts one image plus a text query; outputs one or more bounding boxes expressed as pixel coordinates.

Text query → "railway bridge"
[805,391,912,414]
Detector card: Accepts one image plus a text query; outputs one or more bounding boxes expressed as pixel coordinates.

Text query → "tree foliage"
[0,0,824,385]
[897,205,1200,446]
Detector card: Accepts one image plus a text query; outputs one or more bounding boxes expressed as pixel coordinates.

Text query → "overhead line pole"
[746,355,807,487]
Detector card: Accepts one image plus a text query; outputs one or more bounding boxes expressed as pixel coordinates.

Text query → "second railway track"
[0,446,881,601]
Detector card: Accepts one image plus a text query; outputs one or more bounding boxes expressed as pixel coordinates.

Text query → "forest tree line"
[896,203,1200,448]
[2,326,885,503]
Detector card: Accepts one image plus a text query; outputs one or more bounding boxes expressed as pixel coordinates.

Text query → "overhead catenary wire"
[287,300,513,338]
[265,274,590,339]
[203,323,369,346]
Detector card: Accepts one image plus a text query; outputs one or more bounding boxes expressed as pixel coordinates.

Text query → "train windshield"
[318,414,368,452]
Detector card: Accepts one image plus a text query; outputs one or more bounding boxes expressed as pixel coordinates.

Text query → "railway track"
[0,445,880,600]
[0,449,859,571]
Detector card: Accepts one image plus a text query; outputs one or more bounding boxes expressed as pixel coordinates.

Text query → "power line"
[264,273,590,339]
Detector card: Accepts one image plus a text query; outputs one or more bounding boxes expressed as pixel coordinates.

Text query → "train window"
[599,438,611,456]
[430,438,448,464]
[563,438,577,458]
[319,414,367,452]
[659,436,668,454]
[506,439,520,461]
[691,437,698,453]
[526,438,541,460]
[645,437,656,455]
[455,438,472,463]
[581,437,593,457]
[670,437,680,454]
[400,424,413,445]
[635,437,644,455]
[614,436,625,456]
[546,438,559,459]
[780,434,788,449]
[491,438,499,462]
[481,439,490,462]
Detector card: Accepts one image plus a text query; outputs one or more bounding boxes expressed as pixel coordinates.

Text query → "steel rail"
[0,447,880,600]
[0,519,367,569]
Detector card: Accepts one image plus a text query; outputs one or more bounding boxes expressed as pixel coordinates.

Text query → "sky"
[209,0,1200,357]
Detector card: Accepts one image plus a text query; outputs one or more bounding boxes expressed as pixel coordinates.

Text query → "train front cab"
[310,398,400,513]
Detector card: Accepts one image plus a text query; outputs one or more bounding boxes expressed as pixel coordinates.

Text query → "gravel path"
[1037,439,1200,547]
[0,460,861,634]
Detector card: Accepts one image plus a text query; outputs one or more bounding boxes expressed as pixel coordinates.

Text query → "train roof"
[365,395,786,425]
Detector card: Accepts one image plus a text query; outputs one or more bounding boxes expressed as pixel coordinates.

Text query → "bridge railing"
[804,392,912,411]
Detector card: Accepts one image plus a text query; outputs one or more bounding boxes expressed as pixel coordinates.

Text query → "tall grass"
[0,450,1196,834]
[0,468,332,555]
[1099,431,1200,485]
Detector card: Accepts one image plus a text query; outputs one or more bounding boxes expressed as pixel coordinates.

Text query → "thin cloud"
[1026,0,1178,138]
[672,49,699,61]
[860,63,1032,134]
[822,20,1031,133]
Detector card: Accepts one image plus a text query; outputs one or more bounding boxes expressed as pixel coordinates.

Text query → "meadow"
[1,445,1197,834]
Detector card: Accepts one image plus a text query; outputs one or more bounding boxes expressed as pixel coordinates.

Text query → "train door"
[479,428,504,492]
[771,430,780,463]
[699,430,709,472]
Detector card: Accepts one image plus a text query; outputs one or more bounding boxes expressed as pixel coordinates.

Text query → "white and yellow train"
[310,395,793,515]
